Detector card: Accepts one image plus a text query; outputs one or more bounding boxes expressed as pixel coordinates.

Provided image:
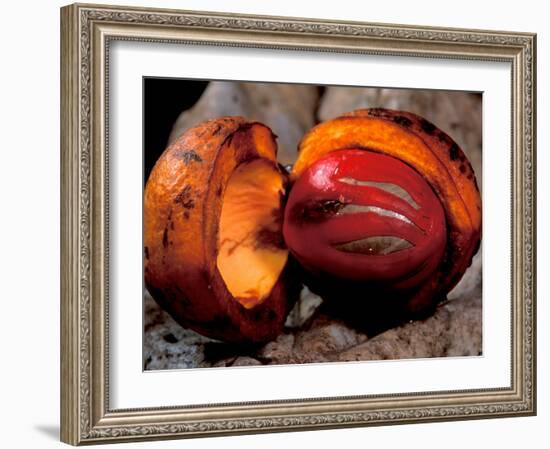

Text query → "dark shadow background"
[143,78,208,184]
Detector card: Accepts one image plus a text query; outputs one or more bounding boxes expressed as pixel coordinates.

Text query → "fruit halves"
[145,109,482,343]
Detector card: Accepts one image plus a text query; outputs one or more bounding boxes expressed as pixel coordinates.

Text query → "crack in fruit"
[337,204,417,229]
[338,177,420,210]
[333,236,414,255]
[292,199,346,223]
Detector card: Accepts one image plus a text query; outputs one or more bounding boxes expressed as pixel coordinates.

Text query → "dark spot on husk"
[184,211,190,220]
[226,132,234,146]
[293,199,345,223]
[162,227,169,248]
[437,131,451,144]
[393,115,413,128]
[216,185,223,197]
[459,164,467,174]
[420,118,436,134]
[163,333,178,344]
[170,221,175,230]
[144,246,149,260]
[449,143,460,161]
[368,108,385,117]
[176,149,202,165]
[212,123,222,135]
[197,126,210,139]
[174,185,195,209]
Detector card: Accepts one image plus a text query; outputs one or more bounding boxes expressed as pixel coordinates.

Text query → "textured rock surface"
[143,293,212,369]
[168,81,319,166]
[144,250,481,369]
[318,88,482,185]
[143,84,483,370]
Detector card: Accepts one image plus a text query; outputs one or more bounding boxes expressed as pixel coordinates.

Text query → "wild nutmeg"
[145,108,482,341]
[285,108,481,326]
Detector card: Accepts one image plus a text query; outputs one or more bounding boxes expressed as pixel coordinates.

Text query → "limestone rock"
[285,286,323,328]
[336,288,481,361]
[144,247,481,369]
[143,291,214,370]
[169,81,319,166]
[318,87,482,184]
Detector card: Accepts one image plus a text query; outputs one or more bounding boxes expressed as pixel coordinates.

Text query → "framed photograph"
[60,3,536,445]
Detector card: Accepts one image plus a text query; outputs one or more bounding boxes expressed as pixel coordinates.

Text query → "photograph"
[143,79,483,370]
[58,3,536,444]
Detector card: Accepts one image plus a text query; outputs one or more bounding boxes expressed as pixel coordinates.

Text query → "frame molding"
[60,3,536,445]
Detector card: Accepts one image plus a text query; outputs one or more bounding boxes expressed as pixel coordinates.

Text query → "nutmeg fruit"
[145,108,481,341]
[144,117,298,343]
[285,108,481,326]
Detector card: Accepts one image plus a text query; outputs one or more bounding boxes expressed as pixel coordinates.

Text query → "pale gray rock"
[144,258,481,368]
[143,291,215,370]
[449,250,482,300]
[257,333,296,365]
[318,87,482,185]
[254,251,481,365]
[231,356,264,367]
[285,286,323,328]
[269,315,369,364]
[336,289,481,361]
[169,81,319,166]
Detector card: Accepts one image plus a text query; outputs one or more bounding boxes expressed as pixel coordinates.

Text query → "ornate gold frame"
[60,3,536,445]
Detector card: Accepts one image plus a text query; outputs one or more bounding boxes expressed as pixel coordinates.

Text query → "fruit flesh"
[217,159,288,309]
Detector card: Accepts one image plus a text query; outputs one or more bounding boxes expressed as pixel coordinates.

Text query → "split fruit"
[145,109,481,342]
[144,117,299,344]
[285,109,481,327]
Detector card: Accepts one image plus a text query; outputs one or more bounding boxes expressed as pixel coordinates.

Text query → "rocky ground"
[144,251,481,369]
[144,83,482,370]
